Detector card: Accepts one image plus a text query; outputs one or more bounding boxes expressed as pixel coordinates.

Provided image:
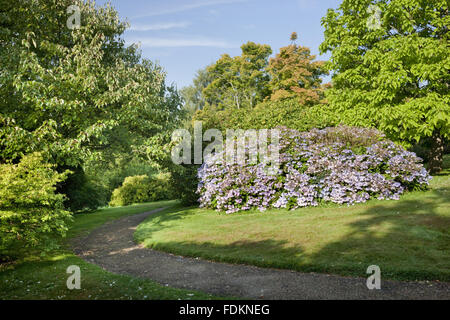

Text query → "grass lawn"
[0,200,219,300]
[135,158,450,282]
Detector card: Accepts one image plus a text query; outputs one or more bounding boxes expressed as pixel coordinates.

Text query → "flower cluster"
[197,126,431,213]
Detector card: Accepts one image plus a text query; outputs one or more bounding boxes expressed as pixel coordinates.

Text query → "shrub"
[88,157,160,207]
[109,173,174,207]
[0,153,72,258]
[148,172,174,202]
[197,126,431,213]
[168,163,200,206]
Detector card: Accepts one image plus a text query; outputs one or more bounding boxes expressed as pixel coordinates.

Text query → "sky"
[95,0,342,89]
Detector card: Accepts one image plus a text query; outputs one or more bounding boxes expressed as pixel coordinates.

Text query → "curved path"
[72,208,450,300]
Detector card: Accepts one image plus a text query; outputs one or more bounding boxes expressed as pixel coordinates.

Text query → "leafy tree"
[320,0,449,173]
[203,42,272,110]
[181,67,214,113]
[192,36,331,132]
[267,34,328,104]
[191,98,327,133]
[0,153,71,258]
[0,0,182,206]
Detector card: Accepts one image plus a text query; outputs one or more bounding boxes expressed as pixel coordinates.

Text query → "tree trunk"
[428,130,444,174]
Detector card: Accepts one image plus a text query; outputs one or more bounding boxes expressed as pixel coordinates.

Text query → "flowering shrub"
[197,126,431,213]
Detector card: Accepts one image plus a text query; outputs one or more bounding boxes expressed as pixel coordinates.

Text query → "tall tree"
[267,33,328,105]
[203,42,272,110]
[0,0,182,208]
[320,0,449,173]
[0,0,181,167]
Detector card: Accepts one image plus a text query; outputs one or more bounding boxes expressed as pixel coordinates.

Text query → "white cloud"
[297,0,318,9]
[133,0,249,18]
[129,21,191,31]
[127,37,236,48]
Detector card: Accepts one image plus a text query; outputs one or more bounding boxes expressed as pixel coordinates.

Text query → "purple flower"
[197,126,431,213]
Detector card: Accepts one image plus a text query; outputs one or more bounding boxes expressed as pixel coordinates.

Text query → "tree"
[320,0,449,173]
[192,36,332,132]
[290,32,298,43]
[181,67,214,114]
[203,42,272,110]
[267,34,328,104]
[0,0,183,207]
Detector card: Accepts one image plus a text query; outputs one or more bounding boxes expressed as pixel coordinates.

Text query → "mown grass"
[0,200,219,300]
[135,157,450,282]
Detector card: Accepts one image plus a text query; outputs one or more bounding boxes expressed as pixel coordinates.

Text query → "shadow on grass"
[135,205,197,237]
[306,187,450,281]
[138,176,450,281]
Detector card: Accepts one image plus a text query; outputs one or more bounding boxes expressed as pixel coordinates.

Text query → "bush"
[109,173,174,207]
[148,173,174,202]
[86,157,160,207]
[197,126,431,213]
[0,153,72,258]
[168,164,200,206]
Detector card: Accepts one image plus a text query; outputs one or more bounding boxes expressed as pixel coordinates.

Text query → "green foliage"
[109,174,174,207]
[58,167,103,213]
[193,97,331,133]
[0,0,183,211]
[0,201,219,300]
[203,42,272,110]
[84,156,160,207]
[320,0,449,171]
[243,98,330,132]
[191,37,331,133]
[180,67,214,113]
[109,175,152,207]
[168,164,200,206]
[0,153,72,258]
[148,173,174,203]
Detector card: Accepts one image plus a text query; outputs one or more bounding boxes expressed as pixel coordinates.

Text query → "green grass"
[2,159,449,300]
[0,200,220,300]
[135,158,450,282]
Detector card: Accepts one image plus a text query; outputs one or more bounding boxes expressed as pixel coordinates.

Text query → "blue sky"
[96,0,342,88]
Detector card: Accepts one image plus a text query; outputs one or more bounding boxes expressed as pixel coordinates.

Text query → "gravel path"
[72,208,450,300]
